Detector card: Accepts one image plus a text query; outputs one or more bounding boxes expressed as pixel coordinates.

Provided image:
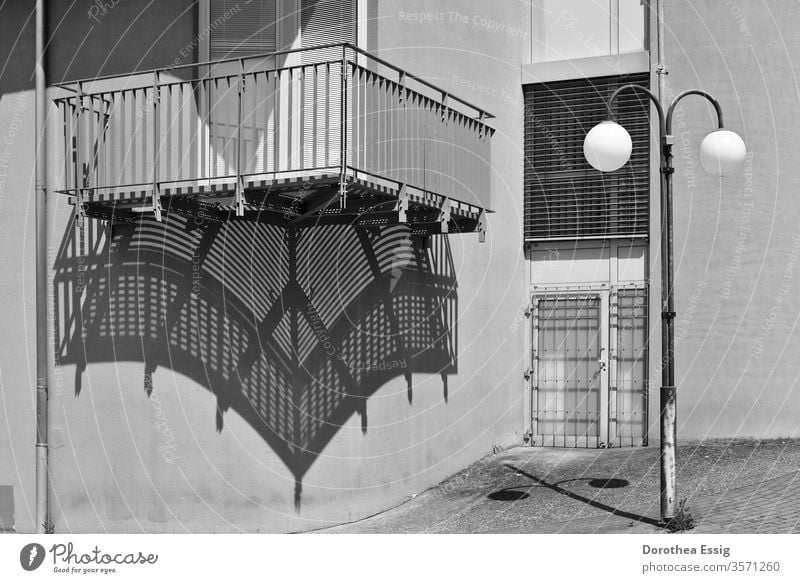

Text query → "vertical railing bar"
[399,71,406,188]
[449,106,455,199]
[61,100,69,193]
[409,89,414,190]
[324,62,330,168]
[86,93,95,193]
[142,87,148,193]
[98,92,106,190]
[252,72,259,174]
[382,74,388,177]
[384,74,390,180]
[200,79,206,182]
[361,65,367,172]
[188,83,195,181]
[339,44,348,205]
[424,95,429,193]
[105,92,112,190]
[377,72,383,176]
[250,70,258,175]
[360,65,366,172]
[209,79,214,181]
[420,93,426,191]
[417,93,423,192]
[133,88,140,192]
[210,77,216,182]
[185,82,193,181]
[312,64,318,169]
[118,91,126,188]
[287,67,293,173]
[109,92,118,189]
[73,83,86,223]
[177,83,185,181]
[234,58,245,216]
[166,83,173,183]
[273,71,279,174]
[70,99,78,193]
[300,66,305,171]
[363,70,369,174]
[370,70,377,175]
[152,71,162,220]
[261,72,268,174]
[392,76,398,182]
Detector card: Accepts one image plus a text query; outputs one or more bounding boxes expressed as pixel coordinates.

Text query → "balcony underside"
[61,168,487,238]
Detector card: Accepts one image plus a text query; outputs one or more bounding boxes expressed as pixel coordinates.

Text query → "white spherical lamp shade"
[699,129,747,176]
[583,121,632,172]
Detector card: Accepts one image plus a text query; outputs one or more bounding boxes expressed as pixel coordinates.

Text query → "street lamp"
[583,85,746,523]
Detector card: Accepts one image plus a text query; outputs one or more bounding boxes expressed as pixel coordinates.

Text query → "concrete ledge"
[521,51,650,85]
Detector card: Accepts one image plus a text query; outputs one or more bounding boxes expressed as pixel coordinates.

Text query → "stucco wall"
[657,0,800,439]
[2,0,528,533]
[9,0,797,535]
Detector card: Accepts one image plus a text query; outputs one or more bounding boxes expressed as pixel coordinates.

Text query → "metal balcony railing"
[54,43,494,237]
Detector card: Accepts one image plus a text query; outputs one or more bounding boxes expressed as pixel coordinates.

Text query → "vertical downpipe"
[34,0,51,533]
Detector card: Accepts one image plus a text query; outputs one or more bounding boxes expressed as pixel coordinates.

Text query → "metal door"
[530,289,647,448]
[532,294,608,447]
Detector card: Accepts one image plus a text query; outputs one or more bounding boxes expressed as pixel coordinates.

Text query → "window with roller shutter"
[299,0,358,169]
[301,0,357,50]
[209,0,277,60]
[208,0,358,60]
[523,73,650,241]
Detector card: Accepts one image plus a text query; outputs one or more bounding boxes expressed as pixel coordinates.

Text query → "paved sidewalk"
[320,442,800,534]
[689,471,800,533]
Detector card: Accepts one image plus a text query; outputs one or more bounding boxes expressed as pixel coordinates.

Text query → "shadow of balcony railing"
[53,213,459,508]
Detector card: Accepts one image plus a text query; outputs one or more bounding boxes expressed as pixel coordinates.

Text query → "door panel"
[611,287,648,446]
[533,295,605,448]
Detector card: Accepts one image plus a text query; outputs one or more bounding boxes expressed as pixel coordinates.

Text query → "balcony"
[54,43,494,238]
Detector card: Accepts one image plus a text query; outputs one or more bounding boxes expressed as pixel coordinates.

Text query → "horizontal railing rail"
[54,43,494,121]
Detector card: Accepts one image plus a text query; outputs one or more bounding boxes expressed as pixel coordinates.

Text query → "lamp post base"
[660,385,677,521]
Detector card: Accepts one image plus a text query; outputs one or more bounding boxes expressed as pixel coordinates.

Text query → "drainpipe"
[35,0,50,534]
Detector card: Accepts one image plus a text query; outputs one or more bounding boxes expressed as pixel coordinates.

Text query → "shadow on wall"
[53,213,458,509]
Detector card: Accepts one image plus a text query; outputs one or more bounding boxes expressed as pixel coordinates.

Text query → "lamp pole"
[585,84,744,523]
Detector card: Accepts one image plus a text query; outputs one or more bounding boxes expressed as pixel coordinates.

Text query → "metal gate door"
[531,289,648,448]
[610,288,649,446]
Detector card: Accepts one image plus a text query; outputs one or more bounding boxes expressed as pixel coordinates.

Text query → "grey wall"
[1,0,529,533]
[659,0,800,439]
[0,0,195,533]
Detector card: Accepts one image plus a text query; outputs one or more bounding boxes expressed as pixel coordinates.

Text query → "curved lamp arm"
[606,83,666,139]
[666,89,724,134]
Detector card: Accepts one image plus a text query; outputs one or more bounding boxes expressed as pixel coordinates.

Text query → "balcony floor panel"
[60,168,486,238]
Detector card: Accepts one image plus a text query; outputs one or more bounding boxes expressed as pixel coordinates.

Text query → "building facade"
[0,0,798,534]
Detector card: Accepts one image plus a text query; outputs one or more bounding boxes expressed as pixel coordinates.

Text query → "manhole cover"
[588,478,629,489]
[488,488,530,501]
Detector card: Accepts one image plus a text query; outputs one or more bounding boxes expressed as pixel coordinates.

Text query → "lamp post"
[583,84,746,522]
